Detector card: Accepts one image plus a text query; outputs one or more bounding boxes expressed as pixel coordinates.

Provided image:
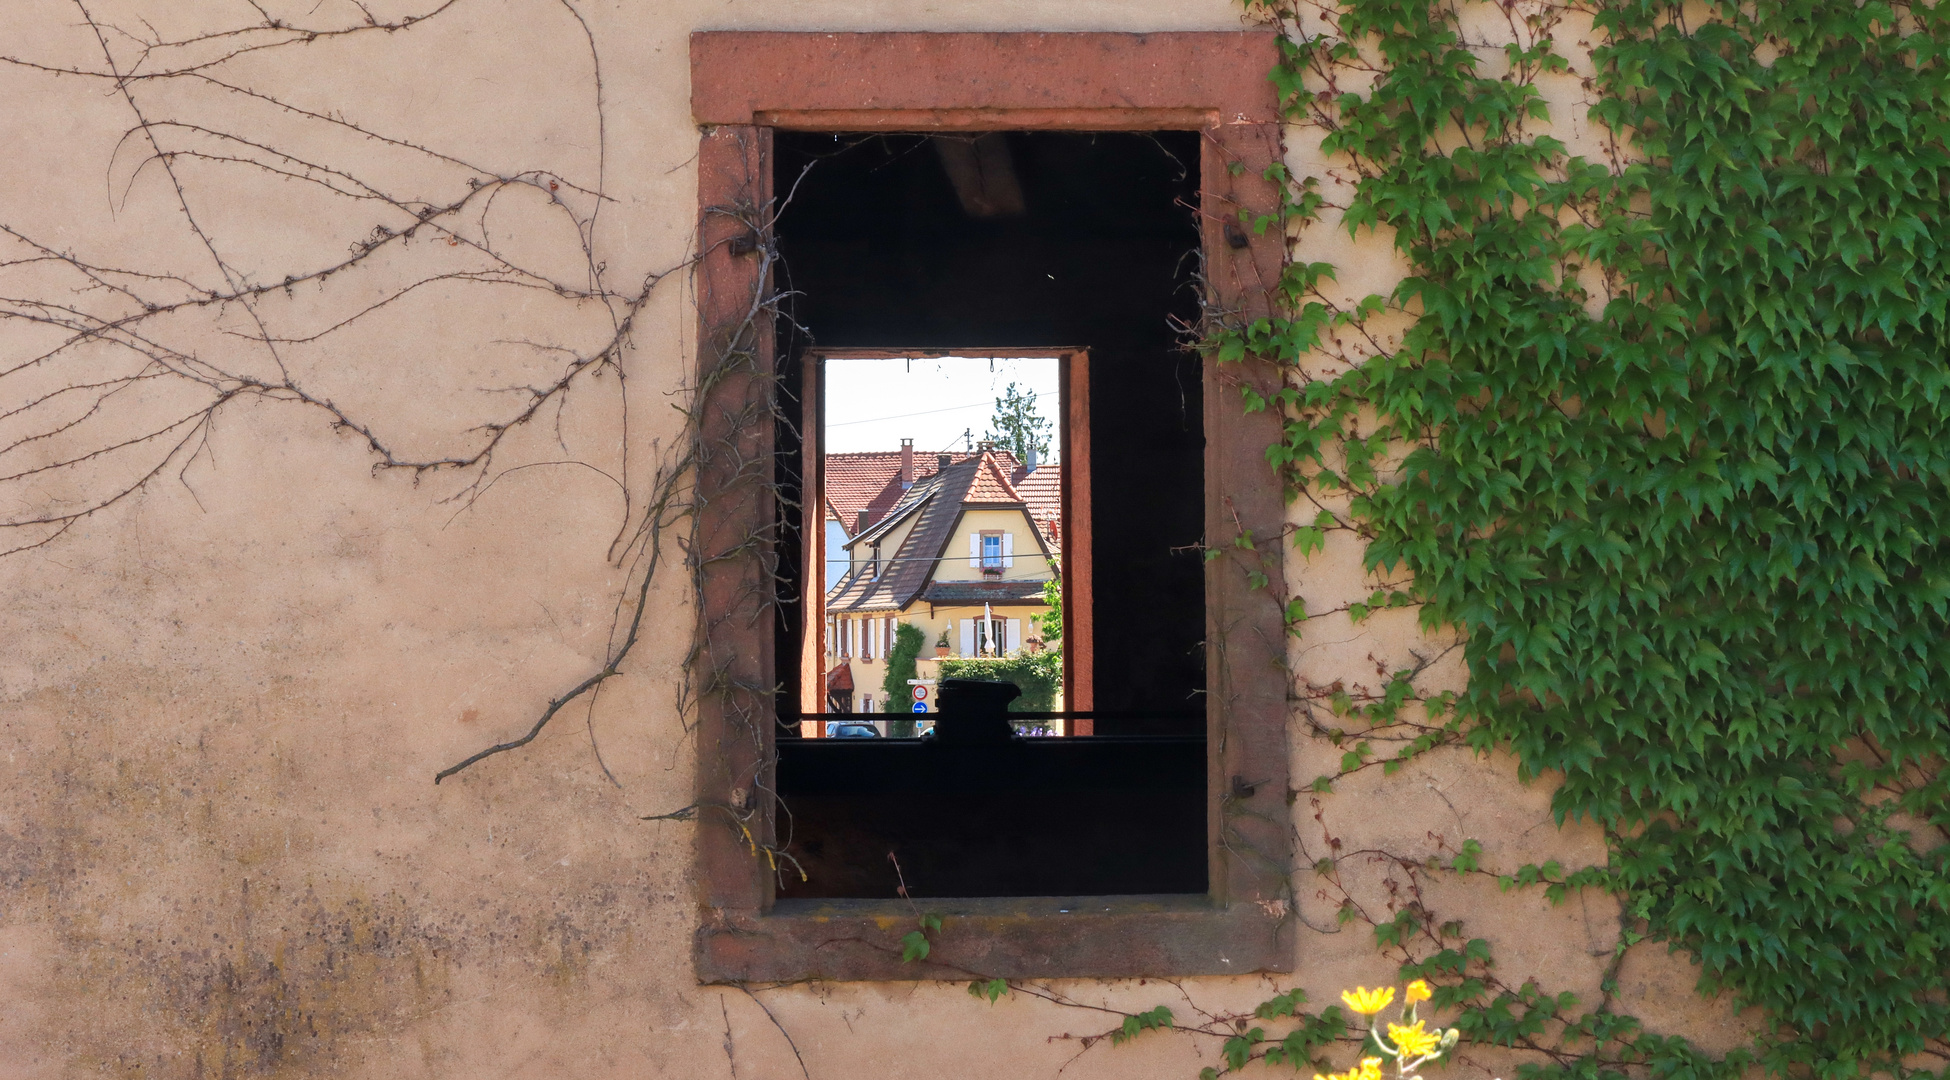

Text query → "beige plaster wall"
[0,1,1748,1077]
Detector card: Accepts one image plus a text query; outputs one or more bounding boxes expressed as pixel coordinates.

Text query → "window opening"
[691,28,1294,982]
[770,130,1209,900]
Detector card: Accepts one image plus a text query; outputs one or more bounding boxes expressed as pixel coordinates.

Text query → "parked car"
[826,721,881,738]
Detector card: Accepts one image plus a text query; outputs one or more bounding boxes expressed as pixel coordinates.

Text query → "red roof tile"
[1010,462,1062,551]
[963,449,1022,503]
[822,451,905,532]
[920,580,1047,604]
[823,447,1026,536]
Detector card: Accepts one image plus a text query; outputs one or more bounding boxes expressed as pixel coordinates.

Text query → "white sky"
[822,356,1062,460]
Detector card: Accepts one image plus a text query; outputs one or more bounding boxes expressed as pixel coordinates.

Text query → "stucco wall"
[0,2,1748,1077]
[933,507,1050,582]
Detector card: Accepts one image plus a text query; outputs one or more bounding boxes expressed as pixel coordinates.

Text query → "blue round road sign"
[911,702,928,713]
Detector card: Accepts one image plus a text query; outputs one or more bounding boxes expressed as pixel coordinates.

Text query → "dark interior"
[771,131,1207,899]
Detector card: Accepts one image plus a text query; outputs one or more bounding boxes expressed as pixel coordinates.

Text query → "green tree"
[880,621,926,737]
[984,382,1051,462]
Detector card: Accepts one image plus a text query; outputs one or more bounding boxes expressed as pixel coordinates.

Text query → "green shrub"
[880,621,926,736]
[936,651,1062,712]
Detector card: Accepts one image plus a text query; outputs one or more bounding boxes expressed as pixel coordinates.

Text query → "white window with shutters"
[980,531,1004,570]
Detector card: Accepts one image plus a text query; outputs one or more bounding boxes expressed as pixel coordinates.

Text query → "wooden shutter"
[969,532,980,568]
[1005,618,1020,654]
[959,620,975,657]
[1002,531,1013,567]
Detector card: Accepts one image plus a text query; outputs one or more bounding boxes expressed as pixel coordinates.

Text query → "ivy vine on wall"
[1194,0,1950,1075]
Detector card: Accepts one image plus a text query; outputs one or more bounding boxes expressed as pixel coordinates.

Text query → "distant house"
[822,440,1059,579]
[823,444,1059,712]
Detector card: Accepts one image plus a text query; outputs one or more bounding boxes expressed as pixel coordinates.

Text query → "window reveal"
[779,129,1205,897]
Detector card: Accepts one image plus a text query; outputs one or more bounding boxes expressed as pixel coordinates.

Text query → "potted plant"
[935,630,951,658]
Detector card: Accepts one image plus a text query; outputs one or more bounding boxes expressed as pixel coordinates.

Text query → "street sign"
[912,685,928,701]
[911,702,928,713]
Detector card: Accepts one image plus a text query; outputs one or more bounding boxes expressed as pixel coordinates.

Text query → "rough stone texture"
[0,1,1751,1076]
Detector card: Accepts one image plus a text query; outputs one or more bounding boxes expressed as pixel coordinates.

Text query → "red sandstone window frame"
[690,30,1293,982]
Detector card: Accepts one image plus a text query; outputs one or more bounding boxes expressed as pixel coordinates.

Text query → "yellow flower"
[1405,979,1433,1005]
[1385,1020,1443,1059]
[1341,986,1396,1015]
[1314,1060,1383,1080]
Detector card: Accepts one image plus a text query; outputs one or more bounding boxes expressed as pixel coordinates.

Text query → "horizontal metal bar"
[779,709,1203,722]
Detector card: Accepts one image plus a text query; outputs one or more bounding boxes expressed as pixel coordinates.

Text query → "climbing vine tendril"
[1186,0,1950,1076]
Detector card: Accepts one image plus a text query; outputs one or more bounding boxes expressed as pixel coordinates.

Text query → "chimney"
[899,438,914,487]
[1024,444,1039,472]
[937,453,951,472]
[976,439,996,455]
[856,510,872,533]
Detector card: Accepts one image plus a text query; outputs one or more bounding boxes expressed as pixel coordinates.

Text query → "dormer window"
[868,544,881,578]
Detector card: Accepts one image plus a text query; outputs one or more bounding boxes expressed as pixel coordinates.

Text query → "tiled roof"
[920,580,1049,604]
[825,663,853,691]
[827,449,1053,614]
[964,453,1023,503]
[822,451,906,533]
[827,466,961,613]
[823,448,1025,536]
[1010,463,1062,551]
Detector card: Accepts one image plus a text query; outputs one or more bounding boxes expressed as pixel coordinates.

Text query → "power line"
[825,398,1007,427]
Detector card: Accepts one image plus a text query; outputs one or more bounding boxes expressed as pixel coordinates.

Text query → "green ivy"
[881,621,927,737]
[1211,0,1950,1075]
